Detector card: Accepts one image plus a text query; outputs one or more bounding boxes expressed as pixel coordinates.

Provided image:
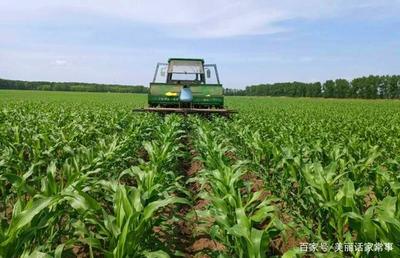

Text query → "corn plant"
[2,91,400,257]
[191,119,283,258]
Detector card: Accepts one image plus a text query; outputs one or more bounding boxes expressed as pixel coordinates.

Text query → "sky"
[0,1,399,89]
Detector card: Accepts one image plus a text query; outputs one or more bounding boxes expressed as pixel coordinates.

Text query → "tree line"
[0,78,147,93]
[2,75,400,99]
[225,75,400,99]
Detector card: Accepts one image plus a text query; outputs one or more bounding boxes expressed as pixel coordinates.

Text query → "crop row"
[205,100,400,257]
[0,102,188,257]
[187,116,284,257]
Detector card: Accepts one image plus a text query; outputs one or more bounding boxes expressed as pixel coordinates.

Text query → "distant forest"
[2,75,400,99]
[0,78,147,93]
[225,75,400,99]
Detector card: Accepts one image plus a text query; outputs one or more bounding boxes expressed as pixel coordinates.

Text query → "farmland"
[1,90,400,257]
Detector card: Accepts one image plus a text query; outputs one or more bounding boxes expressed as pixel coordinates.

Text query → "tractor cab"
[167,59,205,84]
[154,58,220,85]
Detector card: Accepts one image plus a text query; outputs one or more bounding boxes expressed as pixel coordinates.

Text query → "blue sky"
[0,1,399,88]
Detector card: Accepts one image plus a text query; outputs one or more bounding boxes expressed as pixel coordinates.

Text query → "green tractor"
[134,58,235,116]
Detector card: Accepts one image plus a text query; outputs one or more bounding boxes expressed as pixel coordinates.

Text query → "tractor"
[134,58,235,116]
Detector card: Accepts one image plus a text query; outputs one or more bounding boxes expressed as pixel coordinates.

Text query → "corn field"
[1,90,400,258]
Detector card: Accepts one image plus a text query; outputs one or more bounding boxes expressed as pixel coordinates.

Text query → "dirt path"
[176,132,218,257]
[157,122,226,258]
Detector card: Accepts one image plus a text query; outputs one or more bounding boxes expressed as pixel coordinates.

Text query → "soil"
[242,172,265,192]
[194,199,209,210]
[363,188,377,209]
[291,181,300,194]
[2,199,15,222]
[280,212,292,224]
[119,175,137,186]
[270,228,306,255]
[241,172,302,256]
[177,218,194,236]
[6,204,13,221]
[187,160,203,177]
[151,133,220,257]
[224,150,237,162]
[190,238,226,252]
[241,172,272,203]
[153,226,166,237]
[137,147,148,161]
[72,245,90,258]
[23,147,30,161]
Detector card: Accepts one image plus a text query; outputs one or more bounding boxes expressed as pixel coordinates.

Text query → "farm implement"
[133,58,236,116]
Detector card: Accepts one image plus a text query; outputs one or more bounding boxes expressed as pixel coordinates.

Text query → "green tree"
[335,79,350,98]
[323,80,335,98]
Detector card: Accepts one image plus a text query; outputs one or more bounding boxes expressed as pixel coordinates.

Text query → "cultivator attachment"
[133,107,237,117]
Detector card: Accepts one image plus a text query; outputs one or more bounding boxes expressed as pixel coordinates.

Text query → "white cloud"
[1,0,399,38]
[299,57,314,63]
[54,59,67,66]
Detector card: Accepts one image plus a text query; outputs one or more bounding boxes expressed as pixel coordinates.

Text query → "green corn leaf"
[250,228,266,258]
[282,248,302,258]
[132,187,144,212]
[228,224,250,240]
[65,189,101,212]
[143,197,189,220]
[144,250,170,258]
[3,196,61,244]
[250,206,275,223]
[54,243,65,258]
[114,215,132,258]
[21,250,52,258]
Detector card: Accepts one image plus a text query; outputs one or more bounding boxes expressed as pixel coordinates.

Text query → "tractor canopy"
[153,58,220,85]
[167,59,205,84]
